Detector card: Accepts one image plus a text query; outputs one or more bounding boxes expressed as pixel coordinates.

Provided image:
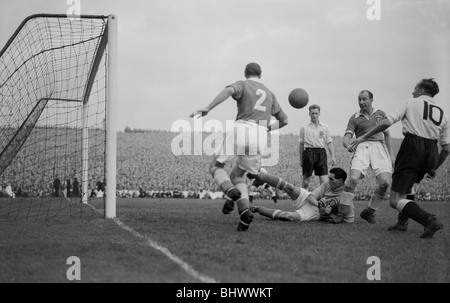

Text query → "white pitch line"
[112,217,218,283]
[86,203,217,283]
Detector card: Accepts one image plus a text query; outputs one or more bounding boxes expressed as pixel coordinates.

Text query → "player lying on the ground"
[248,168,278,203]
[248,167,347,222]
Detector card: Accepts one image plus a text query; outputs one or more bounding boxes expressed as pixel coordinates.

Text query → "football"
[288,88,309,109]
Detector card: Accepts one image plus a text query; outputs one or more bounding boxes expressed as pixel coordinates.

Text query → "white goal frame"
[0,14,118,219]
[105,15,118,218]
[81,14,118,218]
[81,14,117,218]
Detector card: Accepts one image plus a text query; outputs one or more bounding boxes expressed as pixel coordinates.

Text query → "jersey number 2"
[254,89,267,112]
[423,101,443,126]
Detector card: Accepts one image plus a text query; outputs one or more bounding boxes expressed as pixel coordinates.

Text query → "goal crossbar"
[0,14,108,57]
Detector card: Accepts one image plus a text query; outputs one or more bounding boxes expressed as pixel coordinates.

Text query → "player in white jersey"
[350,78,449,238]
[248,167,347,222]
[299,104,336,190]
[190,63,288,231]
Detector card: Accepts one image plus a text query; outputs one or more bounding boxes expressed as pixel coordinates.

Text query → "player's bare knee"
[389,199,398,209]
[345,178,358,191]
[374,187,388,200]
[286,212,300,221]
[278,212,294,221]
[209,165,217,176]
[349,177,359,187]
[231,176,245,185]
[230,171,244,185]
[378,180,390,194]
[389,194,399,209]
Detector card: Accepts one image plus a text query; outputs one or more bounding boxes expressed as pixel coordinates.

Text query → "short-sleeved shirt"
[299,122,333,148]
[387,96,449,146]
[345,108,386,142]
[308,182,344,220]
[226,78,283,127]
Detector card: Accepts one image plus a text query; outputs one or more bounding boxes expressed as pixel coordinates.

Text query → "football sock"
[365,206,376,215]
[254,171,289,190]
[399,193,414,224]
[368,188,385,211]
[237,208,254,231]
[235,182,250,214]
[338,191,354,213]
[236,198,250,214]
[400,201,431,227]
[397,211,409,224]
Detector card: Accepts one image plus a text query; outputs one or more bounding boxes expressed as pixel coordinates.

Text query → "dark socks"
[401,201,431,227]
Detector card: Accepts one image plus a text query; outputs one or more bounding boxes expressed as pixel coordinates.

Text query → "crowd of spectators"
[1,130,449,202]
[113,130,450,202]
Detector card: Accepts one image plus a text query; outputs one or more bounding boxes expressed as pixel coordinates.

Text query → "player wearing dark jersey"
[249,167,347,222]
[334,90,394,224]
[190,63,288,231]
[350,79,449,238]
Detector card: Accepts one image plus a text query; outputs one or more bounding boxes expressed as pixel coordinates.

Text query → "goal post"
[0,14,117,220]
[105,15,118,218]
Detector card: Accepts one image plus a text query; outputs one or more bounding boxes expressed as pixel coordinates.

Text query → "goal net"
[0,14,117,220]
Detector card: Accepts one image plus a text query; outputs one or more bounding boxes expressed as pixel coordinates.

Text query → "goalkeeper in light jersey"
[249,167,347,222]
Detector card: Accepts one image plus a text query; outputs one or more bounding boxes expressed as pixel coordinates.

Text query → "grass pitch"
[0,198,449,283]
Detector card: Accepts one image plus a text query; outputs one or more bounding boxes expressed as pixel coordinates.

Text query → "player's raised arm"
[189,86,235,118]
[298,128,305,168]
[327,140,336,166]
[342,133,353,152]
[342,115,355,151]
[382,128,395,166]
[349,118,392,151]
[325,128,336,166]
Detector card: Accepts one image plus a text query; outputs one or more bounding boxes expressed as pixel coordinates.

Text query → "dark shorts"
[392,134,438,194]
[302,148,328,177]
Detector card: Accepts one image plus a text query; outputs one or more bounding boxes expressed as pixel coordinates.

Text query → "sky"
[0,0,449,139]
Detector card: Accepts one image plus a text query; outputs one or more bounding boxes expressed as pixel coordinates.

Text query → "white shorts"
[351,141,392,177]
[215,120,268,174]
[292,188,319,221]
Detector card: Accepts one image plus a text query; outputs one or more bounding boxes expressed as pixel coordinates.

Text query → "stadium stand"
[2,129,448,201]
[112,130,449,201]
